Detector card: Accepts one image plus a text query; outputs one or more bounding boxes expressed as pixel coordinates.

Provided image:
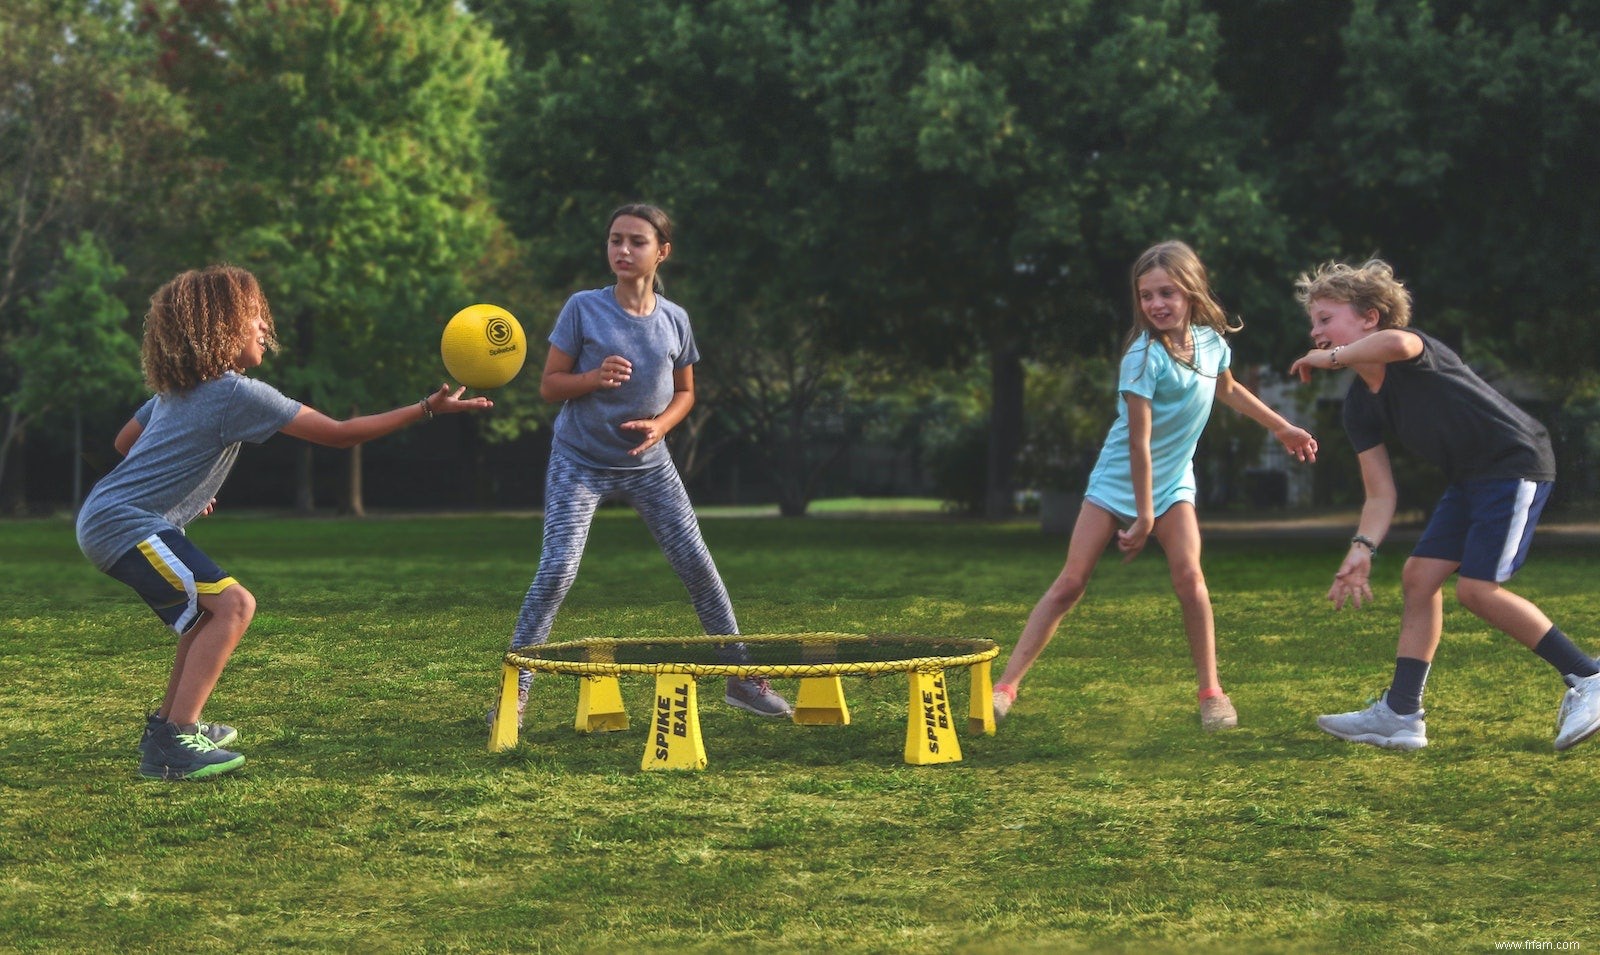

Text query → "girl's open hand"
[621,418,664,455]
[1276,425,1318,463]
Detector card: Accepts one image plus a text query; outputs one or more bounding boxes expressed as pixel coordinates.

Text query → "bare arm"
[1215,369,1317,462]
[621,365,695,456]
[1328,445,1398,610]
[1290,329,1423,383]
[1117,394,1154,562]
[539,345,631,402]
[113,417,143,456]
[279,384,492,449]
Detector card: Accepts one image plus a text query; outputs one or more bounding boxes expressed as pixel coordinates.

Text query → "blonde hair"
[1294,258,1412,328]
[142,265,277,393]
[1124,240,1241,361]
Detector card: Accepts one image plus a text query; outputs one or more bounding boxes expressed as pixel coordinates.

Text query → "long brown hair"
[1123,240,1241,363]
[142,265,277,393]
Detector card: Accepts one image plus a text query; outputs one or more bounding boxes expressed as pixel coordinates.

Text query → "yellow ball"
[441,303,527,389]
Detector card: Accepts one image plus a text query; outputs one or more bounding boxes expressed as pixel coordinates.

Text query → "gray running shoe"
[144,712,237,750]
[1317,692,1427,750]
[1200,693,1239,732]
[1555,672,1600,752]
[725,677,793,717]
[486,687,528,730]
[139,721,245,781]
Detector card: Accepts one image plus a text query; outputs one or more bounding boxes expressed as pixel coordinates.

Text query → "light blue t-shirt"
[76,372,302,570]
[1083,327,1230,521]
[548,287,699,470]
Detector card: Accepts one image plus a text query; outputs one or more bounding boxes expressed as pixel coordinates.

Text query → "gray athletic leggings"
[509,449,740,690]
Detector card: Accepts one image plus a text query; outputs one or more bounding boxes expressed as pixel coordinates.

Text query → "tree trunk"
[295,444,316,514]
[984,345,1024,520]
[342,441,365,517]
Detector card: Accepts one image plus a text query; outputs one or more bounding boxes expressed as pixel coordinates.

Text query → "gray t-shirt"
[548,287,699,470]
[76,372,302,570]
[1342,329,1555,482]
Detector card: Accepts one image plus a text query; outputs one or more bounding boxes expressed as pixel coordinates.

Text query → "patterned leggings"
[509,450,740,690]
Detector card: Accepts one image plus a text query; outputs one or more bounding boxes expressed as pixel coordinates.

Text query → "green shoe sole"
[138,754,246,781]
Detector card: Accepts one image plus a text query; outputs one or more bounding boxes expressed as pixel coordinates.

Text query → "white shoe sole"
[1317,721,1427,751]
[1555,717,1600,752]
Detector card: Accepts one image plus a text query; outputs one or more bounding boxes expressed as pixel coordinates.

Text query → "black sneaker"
[139,721,245,781]
[143,712,238,750]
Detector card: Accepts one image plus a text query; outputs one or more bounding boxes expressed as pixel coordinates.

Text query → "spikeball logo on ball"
[441,303,526,389]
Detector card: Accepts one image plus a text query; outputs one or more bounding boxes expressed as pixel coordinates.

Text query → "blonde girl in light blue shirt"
[992,241,1318,733]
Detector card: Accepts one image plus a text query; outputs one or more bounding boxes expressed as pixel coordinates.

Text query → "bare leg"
[1454,577,1555,649]
[1151,504,1216,692]
[1396,557,1455,662]
[164,585,254,726]
[995,503,1118,689]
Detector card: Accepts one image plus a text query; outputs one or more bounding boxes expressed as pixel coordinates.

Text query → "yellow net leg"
[488,662,522,752]
[969,659,996,736]
[904,669,962,765]
[792,676,851,725]
[575,675,630,733]
[642,674,707,771]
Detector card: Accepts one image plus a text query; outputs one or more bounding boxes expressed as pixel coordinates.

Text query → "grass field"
[2,509,1596,953]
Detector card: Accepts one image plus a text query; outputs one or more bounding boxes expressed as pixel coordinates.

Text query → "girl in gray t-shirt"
[77,265,491,780]
[494,204,792,728]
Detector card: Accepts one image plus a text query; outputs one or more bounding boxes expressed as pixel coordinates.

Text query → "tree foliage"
[147,0,512,511]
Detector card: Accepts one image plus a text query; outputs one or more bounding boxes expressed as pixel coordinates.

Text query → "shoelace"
[175,729,219,753]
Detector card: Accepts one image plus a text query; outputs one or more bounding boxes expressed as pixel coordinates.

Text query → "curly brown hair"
[1293,259,1412,329]
[141,265,277,393]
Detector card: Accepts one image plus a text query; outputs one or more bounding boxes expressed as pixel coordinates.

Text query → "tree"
[10,233,142,508]
[148,0,512,513]
[794,0,1293,516]
[0,0,191,507]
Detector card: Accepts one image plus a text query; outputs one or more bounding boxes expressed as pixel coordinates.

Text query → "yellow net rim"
[503,632,999,678]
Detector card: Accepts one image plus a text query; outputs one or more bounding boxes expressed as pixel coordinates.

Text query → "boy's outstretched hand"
[429,384,494,414]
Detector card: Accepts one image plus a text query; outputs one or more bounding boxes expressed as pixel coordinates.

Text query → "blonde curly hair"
[142,265,277,393]
[1125,240,1242,361]
[1293,259,1412,329]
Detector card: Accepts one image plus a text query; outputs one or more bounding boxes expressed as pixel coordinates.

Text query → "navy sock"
[1387,657,1431,715]
[1533,627,1600,679]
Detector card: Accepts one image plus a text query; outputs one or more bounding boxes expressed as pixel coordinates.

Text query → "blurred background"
[4,0,1596,520]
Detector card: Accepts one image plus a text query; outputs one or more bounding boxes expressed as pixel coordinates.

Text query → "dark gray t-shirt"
[1342,329,1555,482]
[548,287,699,470]
[76,372,302,570]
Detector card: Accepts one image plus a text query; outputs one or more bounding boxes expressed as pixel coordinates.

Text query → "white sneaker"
[1317,693,1427,750]
[1554,672,1600,752]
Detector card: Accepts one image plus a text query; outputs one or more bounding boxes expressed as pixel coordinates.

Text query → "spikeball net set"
[489,633,1000,770]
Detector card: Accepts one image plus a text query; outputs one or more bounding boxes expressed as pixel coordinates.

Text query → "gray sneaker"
[486,687,529,730]
[725,677,792,717]
[139,721,245,781]
[1555,672,1600,752]
[1317,692,1427,750]
[143,712,237,750]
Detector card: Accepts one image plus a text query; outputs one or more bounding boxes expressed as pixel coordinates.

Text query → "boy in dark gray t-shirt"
[78,265,491,781]
[1290,258,1599,753]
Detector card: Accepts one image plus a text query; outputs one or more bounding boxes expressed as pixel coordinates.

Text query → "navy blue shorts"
[104,530,238,635]
[1413,479,1552,582]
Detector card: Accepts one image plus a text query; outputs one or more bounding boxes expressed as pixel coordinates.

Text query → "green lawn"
[1,511,1595,953]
